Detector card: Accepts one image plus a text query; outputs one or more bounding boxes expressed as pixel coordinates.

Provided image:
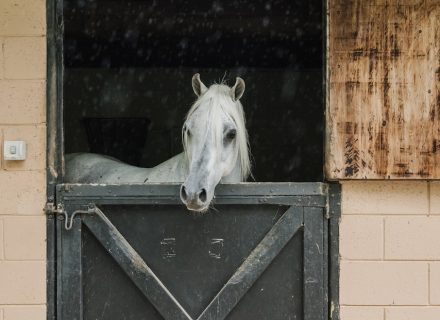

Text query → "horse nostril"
[181,186,188,201]
[199,189,207,202]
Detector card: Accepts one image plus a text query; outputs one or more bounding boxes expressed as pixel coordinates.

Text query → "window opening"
[63,0,323,182]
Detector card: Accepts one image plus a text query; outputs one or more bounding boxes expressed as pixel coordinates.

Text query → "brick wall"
[0,1,47,319]
[340,181,440,320]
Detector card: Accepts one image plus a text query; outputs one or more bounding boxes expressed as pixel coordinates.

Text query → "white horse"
[65,74,251,212]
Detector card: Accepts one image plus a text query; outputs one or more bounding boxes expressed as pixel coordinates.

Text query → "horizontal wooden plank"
[60,195,326,208]
[58,182,327,197]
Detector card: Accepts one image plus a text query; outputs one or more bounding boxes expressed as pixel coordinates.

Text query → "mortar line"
[0,35,46,38]
[0,78,45,82]
[429,263,431,305]
[428,181,431,216]
[2,258,46,262]
[1,169,47,173]
[383,216,386,260]
[0,128,3,170]
[342,258,440,262]
[3,77,47,81]
[383,305,440,308]
[0,123,46,127]
[0,168,45,173]
[341,258,384,261]
[341,304,434,307]
[343,213,433,216]
[0,303,47,306]
[1,217,4,260]
[1,39,5,80]
[0,215,46,218]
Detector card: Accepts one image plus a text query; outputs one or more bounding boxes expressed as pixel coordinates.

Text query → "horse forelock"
[182,84,251,181]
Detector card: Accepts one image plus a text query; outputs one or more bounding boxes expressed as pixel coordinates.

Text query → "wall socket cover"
[4,141,26,160]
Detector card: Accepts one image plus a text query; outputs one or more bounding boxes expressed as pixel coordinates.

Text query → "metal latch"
[45,202,97,230]
[44,202,64,216]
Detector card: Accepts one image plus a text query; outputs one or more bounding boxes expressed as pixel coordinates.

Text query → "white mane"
[182,84,251,181]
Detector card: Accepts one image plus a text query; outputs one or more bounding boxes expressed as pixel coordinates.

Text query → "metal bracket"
[45,202,97,230]
[325,190,330,219]
[45,202,64,216]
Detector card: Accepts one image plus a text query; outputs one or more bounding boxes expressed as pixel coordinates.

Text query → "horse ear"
[231,77,245,101]
[192,73,208,97]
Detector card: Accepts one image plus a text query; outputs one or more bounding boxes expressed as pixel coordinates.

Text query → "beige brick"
[385,307,440,320]
[0,219,3,259]
[431,263,440,305]
[2,125,46,171]
[385,217,440,260]
[0,80,46,124]
[340,306,384,320]
[0,170,45,215]
[429,182,440,215]
[0,0,45,36]
[342,181,428,215]
[340,261,428,305]
[340,216,383,260]
[0,261,45,304]
[4,216,45,260]
[4,37,46,79]
[3,306,45,320]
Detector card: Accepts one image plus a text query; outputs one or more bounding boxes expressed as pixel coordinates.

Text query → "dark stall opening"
[63,0,323,182]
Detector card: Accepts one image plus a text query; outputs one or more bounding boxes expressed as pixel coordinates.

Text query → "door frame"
[46,0,64,319]
[55,183,330,320]
[45,0,340,319]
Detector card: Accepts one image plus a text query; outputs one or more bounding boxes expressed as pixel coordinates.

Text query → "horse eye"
[184,126,191,137]
[225,129,237,141]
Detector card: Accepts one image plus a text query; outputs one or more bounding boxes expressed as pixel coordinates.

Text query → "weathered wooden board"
[326,0,440,179]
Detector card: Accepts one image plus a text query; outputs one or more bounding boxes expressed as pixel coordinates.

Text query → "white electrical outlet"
[4,141,26,160]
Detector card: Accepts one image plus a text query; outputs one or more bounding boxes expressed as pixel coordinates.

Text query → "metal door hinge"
[45,202,64,216]
[325,193,331,219]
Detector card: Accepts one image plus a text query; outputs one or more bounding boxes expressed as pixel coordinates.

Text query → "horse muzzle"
[180,185,210,212]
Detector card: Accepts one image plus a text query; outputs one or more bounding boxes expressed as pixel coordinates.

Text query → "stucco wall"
[0,1,47,319]
[340,181,440,320]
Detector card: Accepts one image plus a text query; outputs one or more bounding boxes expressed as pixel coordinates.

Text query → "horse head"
[180,74,251,212]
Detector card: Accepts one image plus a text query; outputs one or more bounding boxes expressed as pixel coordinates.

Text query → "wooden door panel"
[326,0,440,179]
